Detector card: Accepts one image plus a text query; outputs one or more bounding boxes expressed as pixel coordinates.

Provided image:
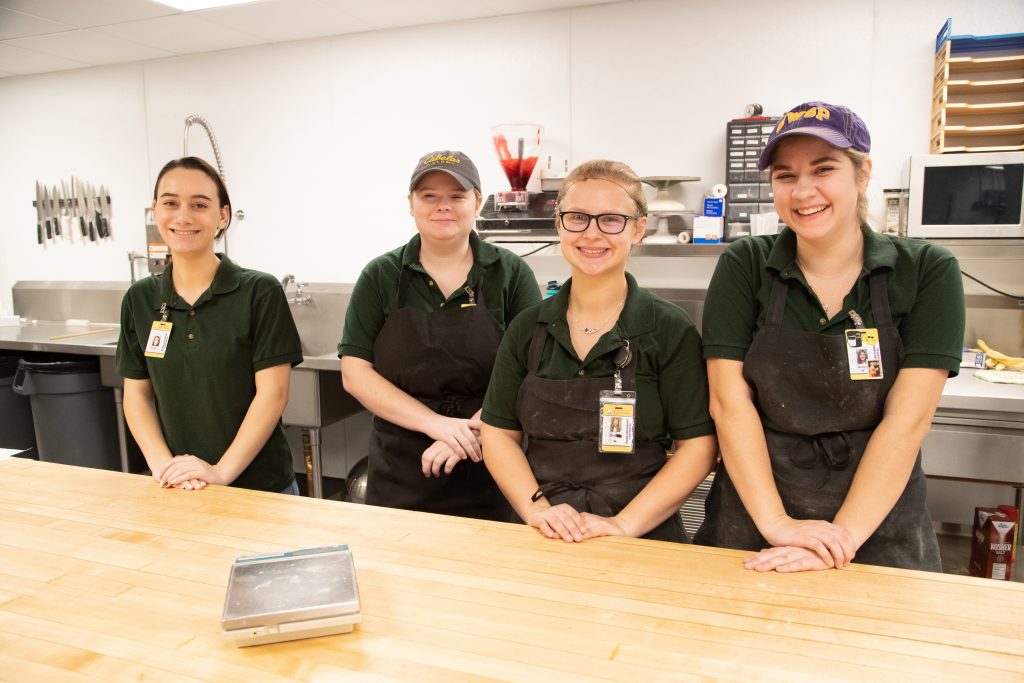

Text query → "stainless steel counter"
[5,322,1021,413]
[0,321,119,355]
[937,369,1024,417]
[5,321,1024,517]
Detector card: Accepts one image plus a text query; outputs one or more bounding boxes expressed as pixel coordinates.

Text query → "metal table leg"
[301,427,323,498]
[112,387,130,473]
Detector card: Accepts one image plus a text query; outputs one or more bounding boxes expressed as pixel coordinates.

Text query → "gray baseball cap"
[409,150,481,192]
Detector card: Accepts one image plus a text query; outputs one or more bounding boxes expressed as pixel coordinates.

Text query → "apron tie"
[790,431,854,489]
[538,480,616,515]
[435,395,471,417]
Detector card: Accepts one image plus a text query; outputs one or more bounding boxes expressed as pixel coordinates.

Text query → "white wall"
[1,0,1022,315]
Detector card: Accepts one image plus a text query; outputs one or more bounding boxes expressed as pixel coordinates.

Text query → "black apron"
[694,270,941,570]
[366,267,509,521]
[514,323,686,542]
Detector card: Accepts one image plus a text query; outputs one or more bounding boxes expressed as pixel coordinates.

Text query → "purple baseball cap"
[758,102,871,171]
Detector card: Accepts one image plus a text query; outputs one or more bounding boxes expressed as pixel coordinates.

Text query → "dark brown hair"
[153,156,232,238]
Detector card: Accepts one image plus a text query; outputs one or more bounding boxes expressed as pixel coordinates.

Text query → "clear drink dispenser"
[491,123,543,210]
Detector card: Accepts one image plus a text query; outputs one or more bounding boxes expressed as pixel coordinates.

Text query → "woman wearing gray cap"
[339,150,541,520]
[694,102,965,572]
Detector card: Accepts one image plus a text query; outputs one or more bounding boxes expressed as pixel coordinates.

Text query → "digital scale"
[221,545,361,647]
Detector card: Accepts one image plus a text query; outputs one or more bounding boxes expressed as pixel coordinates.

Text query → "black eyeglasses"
[557,211,638,234]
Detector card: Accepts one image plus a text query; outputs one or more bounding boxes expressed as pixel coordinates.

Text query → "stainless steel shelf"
[631,243,728,257]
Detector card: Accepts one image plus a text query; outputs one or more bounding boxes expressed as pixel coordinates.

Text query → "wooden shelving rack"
[930,21,1024,153]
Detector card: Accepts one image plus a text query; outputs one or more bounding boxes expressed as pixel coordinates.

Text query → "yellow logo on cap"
[775,105,831,133]
[423,154,461,166]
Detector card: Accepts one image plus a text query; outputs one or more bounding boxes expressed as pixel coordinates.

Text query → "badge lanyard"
[144,302,173,359]
[845,309,883,380]
[460,285,477,309]
[598,340,637,454]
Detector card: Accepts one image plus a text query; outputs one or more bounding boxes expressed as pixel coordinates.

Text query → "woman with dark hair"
[116,157,303,493]
[694,102,965,572]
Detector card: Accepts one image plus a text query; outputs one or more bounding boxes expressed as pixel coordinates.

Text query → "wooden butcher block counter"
[1,458,1022,682]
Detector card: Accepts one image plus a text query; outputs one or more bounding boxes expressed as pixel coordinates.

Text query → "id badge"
[144,321,173,358]
[598,390,636,454]
[845,328,882,380]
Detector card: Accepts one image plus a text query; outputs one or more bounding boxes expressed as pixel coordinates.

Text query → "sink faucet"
[280,274,312,305]
[127,251,149,284]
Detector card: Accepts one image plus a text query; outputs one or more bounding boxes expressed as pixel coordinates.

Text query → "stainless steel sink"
[282,282,362,498]
[286,283,354,357]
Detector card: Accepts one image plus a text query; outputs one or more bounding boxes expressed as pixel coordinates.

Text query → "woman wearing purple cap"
[339,150,540,520]
[694,102,965,572]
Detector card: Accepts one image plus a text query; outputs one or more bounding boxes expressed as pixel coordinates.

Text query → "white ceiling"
[0,0,623,79]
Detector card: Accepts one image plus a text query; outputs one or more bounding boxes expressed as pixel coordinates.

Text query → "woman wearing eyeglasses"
[480,160,717,543]
[340,150,541,520]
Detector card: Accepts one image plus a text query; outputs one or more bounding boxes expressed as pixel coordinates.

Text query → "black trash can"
[11,356,120,471]
[0,354,37,458]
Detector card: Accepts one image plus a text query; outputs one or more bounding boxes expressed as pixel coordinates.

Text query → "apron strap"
[765,275,789,328]
[389,266,416,315]
[526,323,549,374]
[867,270,893,326]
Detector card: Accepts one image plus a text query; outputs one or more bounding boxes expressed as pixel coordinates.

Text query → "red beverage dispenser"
[491,123,543,210]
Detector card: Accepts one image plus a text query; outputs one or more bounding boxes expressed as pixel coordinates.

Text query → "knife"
[99,185,111,238]
[73,177,87,237]
[34,181,44,244]
[51,184,61,237]
[60,179,71,239]
[90,182,103,239]
[84,182,97,241]
[41,186,53,239]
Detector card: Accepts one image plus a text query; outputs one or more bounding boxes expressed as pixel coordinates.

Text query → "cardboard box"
[969,506,1018,580]
[693,215,723,244]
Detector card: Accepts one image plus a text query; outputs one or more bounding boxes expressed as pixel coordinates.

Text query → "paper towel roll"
[707,184,728,199]
[677,231,691,244]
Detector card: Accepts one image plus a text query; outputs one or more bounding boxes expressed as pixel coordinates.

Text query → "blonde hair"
[556,160,648,216]
[844,148,870,226]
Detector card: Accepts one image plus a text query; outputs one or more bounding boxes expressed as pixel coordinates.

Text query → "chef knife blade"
[85,182,97,241]
[73,177,87,237]
[98,185,111,238]
[41,185,53,239]
[34,181,44,244]
[60,179,71,239]
[51,184,61,237]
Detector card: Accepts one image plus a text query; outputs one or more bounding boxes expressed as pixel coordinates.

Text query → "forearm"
[615,435,717,537]
[481,424,544,522]
[341,357,442,434]
[834,368,945,546]
[122,380,174,472]
[714,401,788,534]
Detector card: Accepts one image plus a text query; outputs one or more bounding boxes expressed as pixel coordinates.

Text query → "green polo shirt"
[482,273,716,450]
[116,255,303,492]
[339,231,541,362]
[702,226,964,376]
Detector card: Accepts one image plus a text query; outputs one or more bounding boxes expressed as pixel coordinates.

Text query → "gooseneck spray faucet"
[183,114,243,255]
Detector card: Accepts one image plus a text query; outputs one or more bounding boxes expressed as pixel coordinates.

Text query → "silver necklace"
[569,299,625,336]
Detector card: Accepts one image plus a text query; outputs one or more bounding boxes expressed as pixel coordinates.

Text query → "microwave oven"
[905,151,1024,239]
